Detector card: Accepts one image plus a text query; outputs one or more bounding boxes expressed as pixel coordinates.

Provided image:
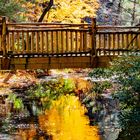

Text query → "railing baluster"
[83,31,87,52]
[108,34,111,55]
[12,32,14,52]
[98,34,101,55]
[130,33,133,50]
[70,31,73,54]
[137,33,140,50]
[26,32,29,53]
[126,33,129,50]
[80,31,83,54]
[116,34,119,55]
[31,32,34,53]
[36,32,39,53]
[45,31,48,53]
[75,31,78,54]
[6,33,9,52]
[56,31,59,54]
[17,32,20,52]
[51,31,54,54]
[113,33,115,55]
[0,34,1,51]
[61,31,64,53]
[66,31,68,54]
[103,34,106,55]
[133,33,136,50]
[40,31,43,53]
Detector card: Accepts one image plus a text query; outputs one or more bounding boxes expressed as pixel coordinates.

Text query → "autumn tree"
[22,0,99,23]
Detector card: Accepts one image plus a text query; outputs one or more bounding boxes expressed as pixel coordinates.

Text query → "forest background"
[0,0,140,25]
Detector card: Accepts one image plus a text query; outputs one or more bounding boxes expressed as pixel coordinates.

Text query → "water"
[0,69,120,140]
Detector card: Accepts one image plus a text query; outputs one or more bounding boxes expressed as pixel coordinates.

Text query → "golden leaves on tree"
[20,0,99,23]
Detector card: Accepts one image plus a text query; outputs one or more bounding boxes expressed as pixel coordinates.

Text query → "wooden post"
[91,18,97,56]
[2,17,7,57]
[90,18,97,67]
[1,16,9,70]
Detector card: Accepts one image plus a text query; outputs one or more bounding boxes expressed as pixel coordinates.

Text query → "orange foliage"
[20,0,99,23]
[18,124,37,140]
[73,78,92,94]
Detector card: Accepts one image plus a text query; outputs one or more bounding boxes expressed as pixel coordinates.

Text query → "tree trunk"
[38,0,54,22]
[131,0,136,25]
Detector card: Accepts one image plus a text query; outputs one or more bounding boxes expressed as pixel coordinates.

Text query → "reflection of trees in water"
[0,78,100,140]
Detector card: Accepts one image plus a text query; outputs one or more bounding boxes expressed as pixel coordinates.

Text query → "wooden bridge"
[0,17,140,70]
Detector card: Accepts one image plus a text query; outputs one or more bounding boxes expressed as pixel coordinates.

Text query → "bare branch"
[38,0,53,22]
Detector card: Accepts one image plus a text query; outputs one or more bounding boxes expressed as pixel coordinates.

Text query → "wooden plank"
[133,33,137,50]
[116,33,119,55]
[11,58,26,64]
[49,63,60,69]
[103,34,106,55]
[118,33,121,55]
[14,65,25,70]
[70,31,73,53]
[83,31,87,52]
[135,33,138,50]
[59,57,73,63]
[98,34,101,55]
[48,31,51,53]
[75,31,78,54]
[61,31,64,53]
[45,31,48,53]
[1,17,7,56]
[126,33,129,49]
[80,31,83,53]
[130,33,133,49]
[31,32,34,52]
[51,31,54,53]
[27,58,49,64]
[56,31,59,53]
[17,32,20,52]
[12,32,14,52]
[73,31,76,53]
[91,18,97,56]
[66,31,69,53]
[113,34,115,55]
[35,32,39,52]
[6,34,9,51]
[51,57,60,63]
[119,34,122,54]
[40,31,43,52]
[108,34,111,55]
[27,64,50,69]
[22,31,25,52]
[26,32,29,53]
[0,35,1,51]
[73,56,90,62]
[137,33,140,49]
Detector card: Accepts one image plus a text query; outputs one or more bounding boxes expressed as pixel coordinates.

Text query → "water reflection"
[0,84,100,140]
[39,95,100,140]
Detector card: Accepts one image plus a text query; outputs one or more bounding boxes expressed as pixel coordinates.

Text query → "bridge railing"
[0,17,140,57]
[96,26,140,56]
[6,28,92,56]
[0,20,95,57]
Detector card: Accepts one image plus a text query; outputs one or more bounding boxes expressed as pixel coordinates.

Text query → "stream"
[0,69,120,140]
